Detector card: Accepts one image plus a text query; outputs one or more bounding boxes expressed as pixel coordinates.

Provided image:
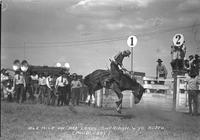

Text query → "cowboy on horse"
[106,50,131,86]
[84,49,144,114]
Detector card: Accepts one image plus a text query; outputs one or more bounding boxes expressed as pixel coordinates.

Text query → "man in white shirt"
[55,71,68,106]
[13,70,26,103]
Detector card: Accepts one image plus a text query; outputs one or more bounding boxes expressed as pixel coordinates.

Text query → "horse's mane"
[84,69,110,85]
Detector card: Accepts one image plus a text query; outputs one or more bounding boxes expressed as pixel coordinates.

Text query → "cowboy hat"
[157,59,163,62]
[123,50,131,56]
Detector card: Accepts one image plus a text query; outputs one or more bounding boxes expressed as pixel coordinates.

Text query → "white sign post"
[127,35,137,72]
[127,35,137,108]
[172,33,185,111]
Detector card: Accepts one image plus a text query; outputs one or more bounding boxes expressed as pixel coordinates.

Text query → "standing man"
[193,54,200,76]
[186,73,200,116]
[13,70,26,103]
[30,71,39,96]
[170,41,186,72]
[38,73,47,104]
[156,59,168,85]
[46,74,56,105]
[55,70,68,106]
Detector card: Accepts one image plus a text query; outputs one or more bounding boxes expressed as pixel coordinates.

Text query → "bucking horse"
[84,68,145,114]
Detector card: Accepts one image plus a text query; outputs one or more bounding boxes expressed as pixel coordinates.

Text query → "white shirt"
[31,75,38,80]
[46,76,54,88]
[55,76,68,87]
[38,77,47,85]
[14,74,25,85]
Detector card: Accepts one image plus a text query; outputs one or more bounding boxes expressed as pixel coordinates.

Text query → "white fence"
[95,75,200,112]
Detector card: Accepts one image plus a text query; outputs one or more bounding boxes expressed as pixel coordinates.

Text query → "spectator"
[55,70,68,106]
[171,42,186,72]
[156,59,168,85]
[46,74,56,105]
[189,55,199,77]
[5,80,14,102]
[193,54,200,76]
[30,71,39,97]
[64,72,71,105]
[13,70,26,103]
[184,59,190,73]
[71,73,82,106]
[38,73,47,104]
[185,73,200,116]
[188,55,194,70]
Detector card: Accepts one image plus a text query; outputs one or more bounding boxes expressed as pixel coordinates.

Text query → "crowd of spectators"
[1,68,87,107]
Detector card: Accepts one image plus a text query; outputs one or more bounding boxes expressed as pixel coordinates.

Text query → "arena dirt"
[1,101,200,140]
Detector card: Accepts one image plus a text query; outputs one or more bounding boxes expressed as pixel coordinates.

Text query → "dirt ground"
[1,101,200,140]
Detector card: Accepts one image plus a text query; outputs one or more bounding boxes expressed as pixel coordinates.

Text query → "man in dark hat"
[156,59,168,85]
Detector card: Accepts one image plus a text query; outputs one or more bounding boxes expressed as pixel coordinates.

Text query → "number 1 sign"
[173,34,184,47]
[127,35,137,48]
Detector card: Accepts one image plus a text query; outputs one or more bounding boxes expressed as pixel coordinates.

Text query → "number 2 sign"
[173,34,184,47]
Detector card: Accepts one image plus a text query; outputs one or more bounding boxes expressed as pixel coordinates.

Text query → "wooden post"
[173,73,177,111]
[130,92,134,108]
[176,76,180,111]
[96,89,103,107]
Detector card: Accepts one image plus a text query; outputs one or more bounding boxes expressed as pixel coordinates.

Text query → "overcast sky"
[1,0,200,77]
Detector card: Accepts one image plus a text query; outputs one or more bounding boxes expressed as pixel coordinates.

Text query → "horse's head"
[132,83,145,104]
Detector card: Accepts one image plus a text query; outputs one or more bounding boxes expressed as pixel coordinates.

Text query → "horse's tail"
[83,74,90,87]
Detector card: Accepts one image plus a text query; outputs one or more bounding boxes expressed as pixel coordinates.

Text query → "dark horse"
[84,69,145,113]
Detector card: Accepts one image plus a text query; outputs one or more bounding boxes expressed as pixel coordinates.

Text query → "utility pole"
[0,0,2,137]
[24,42,26,59]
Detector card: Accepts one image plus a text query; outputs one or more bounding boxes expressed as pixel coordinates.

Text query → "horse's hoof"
[116,108,122,114]
[115,101,120,107]
[134,97,140,104]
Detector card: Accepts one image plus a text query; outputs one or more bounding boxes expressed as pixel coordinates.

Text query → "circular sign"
[173,34,184,47]
[127,35,137,48]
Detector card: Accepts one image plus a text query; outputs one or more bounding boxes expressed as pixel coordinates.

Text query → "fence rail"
[95,75,200,112]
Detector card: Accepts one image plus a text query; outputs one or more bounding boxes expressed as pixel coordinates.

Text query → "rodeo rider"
[106,50,131,86]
